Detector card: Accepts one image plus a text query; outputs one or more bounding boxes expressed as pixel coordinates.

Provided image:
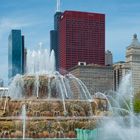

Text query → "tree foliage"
[134,99,140,113]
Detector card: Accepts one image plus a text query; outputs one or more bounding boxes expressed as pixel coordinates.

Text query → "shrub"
[134,99,140,113]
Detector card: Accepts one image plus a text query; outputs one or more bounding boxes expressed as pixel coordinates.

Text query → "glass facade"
[54,12,62,30]
[50,30,58,69]
[8,30,24,79]
[50,12,62,70]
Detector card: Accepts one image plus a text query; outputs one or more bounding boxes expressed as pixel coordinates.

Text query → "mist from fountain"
[7,44,94,126]
[8,43,93,102]
[26,44,55,74]
[22,104,26,139]
[4,41,140,139]
[91,72,140,140]
[35,74,39,98]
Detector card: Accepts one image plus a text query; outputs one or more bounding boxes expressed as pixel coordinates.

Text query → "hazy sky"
[0,0,140,84]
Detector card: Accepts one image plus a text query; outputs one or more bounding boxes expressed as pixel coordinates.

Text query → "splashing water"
[8,45,93,119]
[5,42,140,139]
[90,72,140,140]
[26,44,55,74]
[22,104,26,139]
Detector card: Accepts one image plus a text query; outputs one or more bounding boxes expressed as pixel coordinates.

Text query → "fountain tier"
[1,74,108,138]
[0,98,106,138]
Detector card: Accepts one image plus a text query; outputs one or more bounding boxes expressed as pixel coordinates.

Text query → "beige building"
[114,34,140,93]
[113,61,130,91]
[70,64,113,95]
[126,34,140,93]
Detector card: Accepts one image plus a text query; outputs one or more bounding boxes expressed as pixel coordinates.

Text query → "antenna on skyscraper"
[56,0,60,12]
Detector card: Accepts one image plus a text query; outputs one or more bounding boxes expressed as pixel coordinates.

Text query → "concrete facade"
[70,64,113,95]
[113,62,130,91]
[126,34,140,93]
[113,34,140,93]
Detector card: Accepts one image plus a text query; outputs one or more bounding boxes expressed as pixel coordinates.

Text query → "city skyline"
[0,0,140,83]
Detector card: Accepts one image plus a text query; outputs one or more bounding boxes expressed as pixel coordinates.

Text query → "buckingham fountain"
[0,46,140,139]
[0,47,107,139]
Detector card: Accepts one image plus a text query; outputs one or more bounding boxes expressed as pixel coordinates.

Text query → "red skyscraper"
[59,11,105,71]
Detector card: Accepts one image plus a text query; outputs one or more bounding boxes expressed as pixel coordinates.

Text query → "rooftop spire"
[133,33,137,40]
[56,0,60,12]
[130,33,140,47]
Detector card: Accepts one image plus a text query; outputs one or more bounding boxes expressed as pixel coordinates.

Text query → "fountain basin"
[0,98,108,138]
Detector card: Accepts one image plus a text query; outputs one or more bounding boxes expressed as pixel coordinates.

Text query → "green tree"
[134,99,140,113]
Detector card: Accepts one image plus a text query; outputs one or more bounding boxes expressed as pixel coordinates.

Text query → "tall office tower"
[59,11,105,71]
[50,12,62,70]
[8,30,25,79]
[22,35,25,73]
[105,50,113,66]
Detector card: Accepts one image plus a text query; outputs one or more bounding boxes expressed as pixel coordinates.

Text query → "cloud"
[106,26,140,63]
[0,16,49,49]
[106,11,140,63]
[0,62,8,85]
[0,18,29,28]
[0,17,33,41]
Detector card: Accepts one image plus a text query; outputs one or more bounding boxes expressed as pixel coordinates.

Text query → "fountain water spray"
[35,74,39,98]
[88,72,140,140]
[48,76,51,99]
[26,43,56,74]
[22,104,26,139]
[3,36,140,139]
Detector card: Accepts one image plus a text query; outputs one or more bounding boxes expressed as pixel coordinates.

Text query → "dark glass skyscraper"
[50,12,62,70]
[8,30,25,79]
